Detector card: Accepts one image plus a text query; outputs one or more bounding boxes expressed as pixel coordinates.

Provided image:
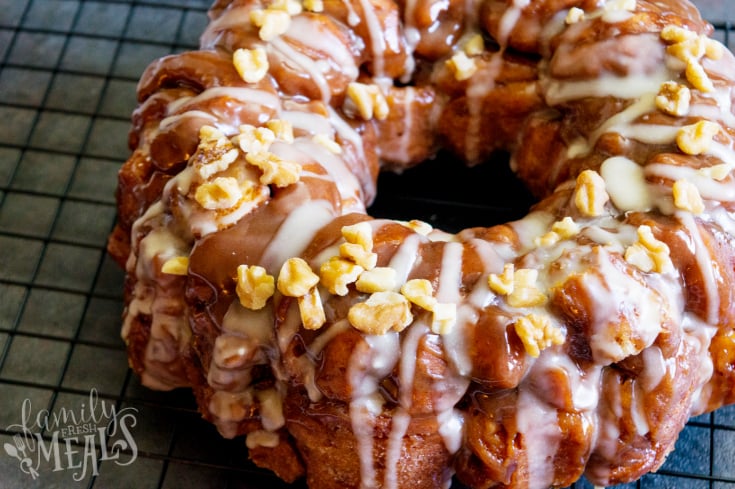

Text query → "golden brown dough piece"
[108,0,735,487]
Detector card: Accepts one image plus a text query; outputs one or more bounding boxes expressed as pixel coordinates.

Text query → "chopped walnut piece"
[685,58,715,92]
[312,133,342,154]
[514,314,565,358]
[268,0,303,15]
[535,217,580,247]
[507,268,548,308]
[667,36,706,60]
[534,231,560,247]
[320,257,364,296]
[356,267,397,293]
[278,257,320,297]
[565,7,585,24]
[661,26,720,93]
[676,120,721,155]
[655,81,691,117]
[488,263,515,296]
[699,163,733,180]
[401,279,437,311]
[624,242,656,272]
[661,25,697,43]
[553,217,581,239]
[348,291,413,335]
[246,430,280,449]
[341,221,373,251]
[463,34,485,56]
[446,51,477,81]
[624,225,674,274]
[431,302,457,335]
[401,219,433,235]
[250,8,291,41]
[604,0,636,11]
[673,179,705,214]
[195,176,243,210]
[199,125,228,144]
[233,47,269,84]
[197,148,239,180]
[236,264,276,310]
[346,82,389,121]
[298,287,326,330]
[193,126,239,179]
[237,125,276,154]
[340,242,378,270]
[161,256,189,276]
[245,151,302,187]
[303,0,324,11]
[266,119,294,143]
[574,169,609,217]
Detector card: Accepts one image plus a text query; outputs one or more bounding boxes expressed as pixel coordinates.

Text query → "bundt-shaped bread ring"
[108,0,735,487]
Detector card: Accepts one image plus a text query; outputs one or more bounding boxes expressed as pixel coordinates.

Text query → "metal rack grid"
[0,1,733,488]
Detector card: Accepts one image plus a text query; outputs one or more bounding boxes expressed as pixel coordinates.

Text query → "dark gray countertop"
[0,1,733,488]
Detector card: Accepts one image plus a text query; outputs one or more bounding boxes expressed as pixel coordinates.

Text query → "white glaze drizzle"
[119,0,735,486]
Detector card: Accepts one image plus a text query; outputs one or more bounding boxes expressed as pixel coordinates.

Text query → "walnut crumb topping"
[236,264,275,310]
[604,0,636,12]
[624,225,674,274]
[565,7,585,24]
[266,119,294,143]
[233,47,269,84]
[402,219,433,235]
[356,267,397,293]
[268,0,303,15]
[193,126,238,180]
[298,287,326,330]
[574,170,609,217]
[673,179,705,214]
[237,124,276,154]
[535,217,581,247]
[341,222,373,251]
[303,0,324,12]
[245,151,301,187]
[507,268,548,308]
[489,265,548,308]
[401,279,437,311]
[340,242,378,270]
[250,8,291,41]
[195,176,243,209]
[676,120,721,155]
[348,291,413,335]
[661,25,722,93]
[463,34,485,56]
[277,257,320,297]
[446,51,477,81]
[431,302,457,335]
[656,81,691,117]
[339,221,377,270]
[320,257,364,296]
[488,263,515,296]
[161,256,189,276]
[514,314,565,358]
[346,82,389,121]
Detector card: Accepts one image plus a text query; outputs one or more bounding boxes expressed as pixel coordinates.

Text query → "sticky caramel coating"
[107,0,735,488]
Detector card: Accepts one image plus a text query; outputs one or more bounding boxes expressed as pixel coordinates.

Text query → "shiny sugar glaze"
[108,0,735,488]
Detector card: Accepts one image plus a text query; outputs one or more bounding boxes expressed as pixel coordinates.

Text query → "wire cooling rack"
[0,1,734,488]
